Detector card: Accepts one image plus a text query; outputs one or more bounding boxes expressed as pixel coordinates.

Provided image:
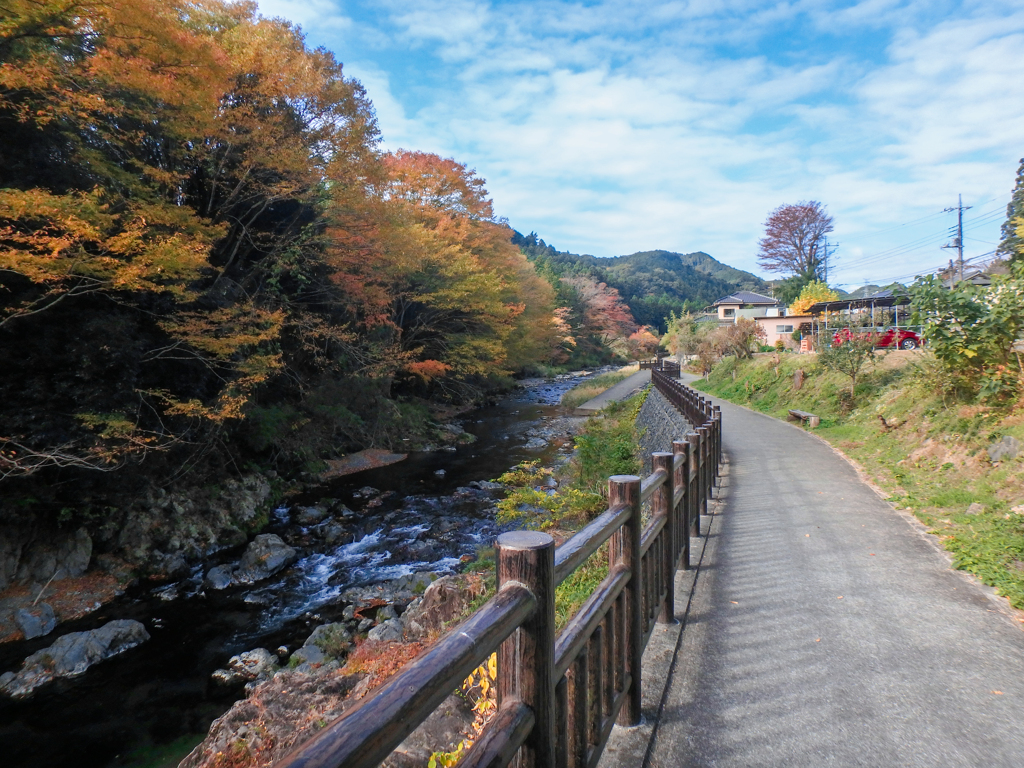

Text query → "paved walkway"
[574,369,651,413]
[607,382,1024,767]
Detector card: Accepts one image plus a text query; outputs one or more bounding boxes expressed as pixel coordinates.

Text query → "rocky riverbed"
[0,370,607,768]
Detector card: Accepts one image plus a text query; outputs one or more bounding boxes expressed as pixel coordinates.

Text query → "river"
[0,374,596,768]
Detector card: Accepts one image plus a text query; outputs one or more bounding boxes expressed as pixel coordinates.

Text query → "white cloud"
[258,0,1023,288]
[257,0,352,32]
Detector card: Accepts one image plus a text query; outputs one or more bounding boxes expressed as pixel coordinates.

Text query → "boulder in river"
[468,479,503,491]
[401,576,482,638]
[0,619,150,698]
[204,534,298,590]
[234,534,298,584]
[287,644,327,672]
[203,564,235,590]
[367,618,404,643]
[294,506,330,526]
[14,602,56,640]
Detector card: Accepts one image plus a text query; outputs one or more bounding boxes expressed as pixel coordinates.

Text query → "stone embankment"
[635,385,694,472]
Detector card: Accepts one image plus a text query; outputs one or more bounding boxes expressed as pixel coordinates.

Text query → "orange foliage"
[342,637,429,690]
[405,360,452,381]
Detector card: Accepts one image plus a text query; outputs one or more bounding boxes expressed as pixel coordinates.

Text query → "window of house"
[723,308,735,317]
[776,325,793,333]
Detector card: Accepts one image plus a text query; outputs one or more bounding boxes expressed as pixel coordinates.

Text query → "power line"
[839,232,947,270]
[839,199,1005,272]
[849,209,951,238]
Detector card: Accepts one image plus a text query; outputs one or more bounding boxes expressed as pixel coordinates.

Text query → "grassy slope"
[691,352,1024,611]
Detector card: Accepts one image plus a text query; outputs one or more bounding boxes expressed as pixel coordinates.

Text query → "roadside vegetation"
[693,350,1024,610]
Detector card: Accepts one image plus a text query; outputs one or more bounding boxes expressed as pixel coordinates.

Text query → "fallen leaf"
[870,553,875,556]
[837,596,844,599]
[815,638,820,642]
[992,690,1003,695]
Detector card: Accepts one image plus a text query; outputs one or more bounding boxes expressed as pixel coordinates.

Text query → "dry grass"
[560,364,639,409]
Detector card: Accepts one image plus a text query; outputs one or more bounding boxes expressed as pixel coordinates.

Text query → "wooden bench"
[788,409,820,428]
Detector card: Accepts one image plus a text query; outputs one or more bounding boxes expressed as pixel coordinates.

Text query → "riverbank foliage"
[0,0,652,521]
[693,352,1024,610]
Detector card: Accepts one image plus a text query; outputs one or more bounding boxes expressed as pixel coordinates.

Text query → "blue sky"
[257,0,1024,290]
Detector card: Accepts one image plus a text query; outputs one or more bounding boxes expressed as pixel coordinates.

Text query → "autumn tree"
[0,0,566,500]
[558,275,637,358]
[789,280,839,315]
[328,150,556,399]
[758,201,834,281]
[0,1,387,475]
[627,326,661,358]
[719,318,766,360]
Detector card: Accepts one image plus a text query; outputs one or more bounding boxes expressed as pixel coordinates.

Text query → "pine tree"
[997,158,1024,264]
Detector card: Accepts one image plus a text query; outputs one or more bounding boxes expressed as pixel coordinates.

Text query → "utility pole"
[822,240,838,284]
[942,195,971,285]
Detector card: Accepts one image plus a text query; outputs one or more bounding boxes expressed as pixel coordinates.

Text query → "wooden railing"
[276,374,721,768]
[638,357,681,377]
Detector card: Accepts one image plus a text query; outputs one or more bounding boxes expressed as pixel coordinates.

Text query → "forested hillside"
[512,234,769,331]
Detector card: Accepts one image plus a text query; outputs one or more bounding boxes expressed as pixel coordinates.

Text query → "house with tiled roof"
[712,291,784,322]
[712,291,811,348]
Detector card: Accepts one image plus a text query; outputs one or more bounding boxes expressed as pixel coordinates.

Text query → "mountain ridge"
[512,232,771,330]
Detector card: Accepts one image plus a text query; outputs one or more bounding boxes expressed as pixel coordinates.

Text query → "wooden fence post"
[496,531,556,767]
[713,405,722,475]
[686,432,700,536]
[698,425,710,513]
[673,439,690,570]
[652,452,675,624]
[609,475,642,726]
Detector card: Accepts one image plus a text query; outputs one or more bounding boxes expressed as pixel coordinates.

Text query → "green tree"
[911,271,1024,399]
[818,332,878,399]
[997,158,1024,264]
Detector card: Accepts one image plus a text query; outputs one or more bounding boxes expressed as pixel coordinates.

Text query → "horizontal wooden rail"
[276,374,722,768]
[639,467,668,505]
[553,503,629,585]
[459,702,535,768]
